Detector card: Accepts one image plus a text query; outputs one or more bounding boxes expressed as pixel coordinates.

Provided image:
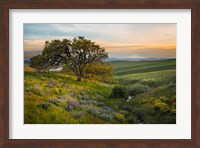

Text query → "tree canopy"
[30,36,111,81]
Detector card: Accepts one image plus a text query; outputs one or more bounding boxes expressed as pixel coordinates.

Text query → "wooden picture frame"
[0,0,199,147]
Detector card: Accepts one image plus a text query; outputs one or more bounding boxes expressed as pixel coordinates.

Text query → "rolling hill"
[111,59,175,76]
[24,59,176,124]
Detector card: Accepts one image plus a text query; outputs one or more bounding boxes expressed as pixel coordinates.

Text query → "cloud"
[25,23,176,44]
[24,23,176,59]
[24,35,74,51]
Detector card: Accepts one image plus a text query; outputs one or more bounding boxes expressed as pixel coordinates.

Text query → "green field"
[113,59,175,76]
[24,59,176,124]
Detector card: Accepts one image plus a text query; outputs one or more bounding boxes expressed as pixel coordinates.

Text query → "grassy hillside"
[24,72,128,124]
[24,59,176,124]
[111,60,176,124]
[112,59,175,76]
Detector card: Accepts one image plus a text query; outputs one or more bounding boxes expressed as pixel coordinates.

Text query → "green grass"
[111,60,176,124]
[116,69,176,85]
[111,59,175,75]
[24,71,119,124]
[24,59,176,124]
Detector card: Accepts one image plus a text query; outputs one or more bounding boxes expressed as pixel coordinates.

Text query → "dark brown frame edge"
[0,0,200,148]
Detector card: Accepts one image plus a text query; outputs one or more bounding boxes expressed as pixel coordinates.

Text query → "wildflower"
[67,100,80,109]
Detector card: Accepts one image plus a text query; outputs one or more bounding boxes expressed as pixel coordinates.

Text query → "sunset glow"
[24,24,176,59]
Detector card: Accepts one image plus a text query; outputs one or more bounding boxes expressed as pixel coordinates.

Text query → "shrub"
[127,84,149,96]
[87,106,101,116]
[118,79,140,85]
[114,113,125,123]
[118,79,130,85]
[152,96,176,114]
[82,95,90,100]
[111,85,127,98]
[124,113,138,123]
[99,113,113,121]
[129,79,141,84]
[37,102,51,110]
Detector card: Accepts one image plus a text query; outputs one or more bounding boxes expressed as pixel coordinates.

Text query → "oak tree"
[30,36,108,81]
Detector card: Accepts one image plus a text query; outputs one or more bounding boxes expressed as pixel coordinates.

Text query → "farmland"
[24,59,176,124]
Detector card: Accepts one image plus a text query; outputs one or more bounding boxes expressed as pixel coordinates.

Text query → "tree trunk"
[77,75,82,81]
[77,68,83,81]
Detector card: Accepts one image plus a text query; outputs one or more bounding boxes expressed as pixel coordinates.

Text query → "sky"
[24,24,176,60]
